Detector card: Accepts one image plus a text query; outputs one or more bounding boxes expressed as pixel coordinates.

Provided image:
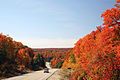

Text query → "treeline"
[62,0,120,80]
[33,48,72,68]
[0,34,46,78]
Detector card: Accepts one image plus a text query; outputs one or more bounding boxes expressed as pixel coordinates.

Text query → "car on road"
[44,68,49,73]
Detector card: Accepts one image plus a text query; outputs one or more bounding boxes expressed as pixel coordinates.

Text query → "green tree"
[70,53,76,63]
[55,61,63,68]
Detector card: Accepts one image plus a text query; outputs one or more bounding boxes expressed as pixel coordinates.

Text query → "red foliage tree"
[101,8,120,27]
[16,47,34,70]
[116,0,120,3]
[62,0,120,80]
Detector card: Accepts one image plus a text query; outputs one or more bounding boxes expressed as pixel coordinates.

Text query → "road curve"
[3,62,58,80]
[3,69,58,80]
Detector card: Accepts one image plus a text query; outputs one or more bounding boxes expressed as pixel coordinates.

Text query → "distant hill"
[32,48,72,68]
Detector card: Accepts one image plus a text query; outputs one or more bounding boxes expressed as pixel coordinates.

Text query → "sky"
[0,0,115,48]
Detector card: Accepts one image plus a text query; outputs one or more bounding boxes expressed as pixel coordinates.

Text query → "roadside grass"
[59,69,74,80]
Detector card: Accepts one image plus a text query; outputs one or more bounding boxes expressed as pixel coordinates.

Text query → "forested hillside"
[33,48,72,68]
[62,0,120,80]
[0,34,46,79]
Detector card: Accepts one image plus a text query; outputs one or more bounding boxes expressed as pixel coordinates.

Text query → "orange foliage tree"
[0,33,36,77]
[16,47,34,70]
[62,0,120,80]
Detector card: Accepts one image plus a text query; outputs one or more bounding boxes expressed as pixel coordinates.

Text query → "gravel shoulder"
[47,69,71,80]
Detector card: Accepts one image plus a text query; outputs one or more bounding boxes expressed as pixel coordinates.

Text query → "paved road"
[3,62,58,80]
[3,69,58,80]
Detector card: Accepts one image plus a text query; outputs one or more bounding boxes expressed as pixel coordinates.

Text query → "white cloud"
[16,38,77,48]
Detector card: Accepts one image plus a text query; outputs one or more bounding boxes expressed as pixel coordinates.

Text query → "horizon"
[0,0,115,48]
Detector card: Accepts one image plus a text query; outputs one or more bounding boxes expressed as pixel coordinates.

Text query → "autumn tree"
[0,34,25,77]
[62,0,120,80]
[101,0,120,27]
[16,46,35,71]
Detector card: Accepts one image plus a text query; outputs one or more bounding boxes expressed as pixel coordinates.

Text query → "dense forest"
[62,0,120,80]
[0,34,46,79]
[33,48,72,68]
[0,34,71,79]
[0,0,119,80]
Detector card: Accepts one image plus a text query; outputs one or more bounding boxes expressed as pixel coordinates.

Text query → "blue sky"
[0,0,115,48]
